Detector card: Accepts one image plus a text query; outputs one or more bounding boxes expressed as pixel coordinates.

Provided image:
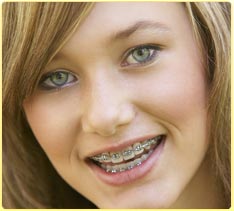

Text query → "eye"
[39,70,78,90]
[121,45,161,67]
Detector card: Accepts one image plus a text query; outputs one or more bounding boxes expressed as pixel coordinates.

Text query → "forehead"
[58,2,193,57]
[87,2,185,23]
[78,2,188,34]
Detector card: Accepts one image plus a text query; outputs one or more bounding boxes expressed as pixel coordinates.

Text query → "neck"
[170,155,227,208]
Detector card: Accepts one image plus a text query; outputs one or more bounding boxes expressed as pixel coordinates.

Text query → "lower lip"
[88,137,165,186]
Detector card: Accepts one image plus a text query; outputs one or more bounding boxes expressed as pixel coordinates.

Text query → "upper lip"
[86,134,163,158]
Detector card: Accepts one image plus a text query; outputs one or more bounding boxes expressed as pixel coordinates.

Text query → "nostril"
[99,128,117,137]
[81,117,117,136]
[81,97,135,136]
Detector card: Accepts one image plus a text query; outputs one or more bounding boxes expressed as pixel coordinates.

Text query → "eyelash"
[121,44,161,67]
[39,70,78,91]
[39,44,161,91]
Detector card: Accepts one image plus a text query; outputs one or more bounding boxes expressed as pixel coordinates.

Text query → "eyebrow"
[111,20,171,41]
[51,21,171,62]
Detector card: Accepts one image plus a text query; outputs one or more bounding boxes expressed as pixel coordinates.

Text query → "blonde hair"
[185,3,231,205]
[3,2,96,208]
[3,2,230,208]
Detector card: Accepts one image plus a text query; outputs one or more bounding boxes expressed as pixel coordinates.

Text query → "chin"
[94,183,182,209]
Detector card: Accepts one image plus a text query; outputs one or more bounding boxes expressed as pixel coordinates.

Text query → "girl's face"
[24,3,211,208]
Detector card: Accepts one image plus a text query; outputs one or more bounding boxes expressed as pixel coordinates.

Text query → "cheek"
[23,92,81,158]
[132,61,207,125]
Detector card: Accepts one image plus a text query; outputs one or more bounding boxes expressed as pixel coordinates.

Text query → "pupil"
[133,48,150,61]
[52,72,68,85]
[137,49,144,56]
[56,73,63,80]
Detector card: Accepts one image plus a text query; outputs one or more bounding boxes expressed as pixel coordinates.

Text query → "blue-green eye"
[39,70,78,90]
[122,45,160,67]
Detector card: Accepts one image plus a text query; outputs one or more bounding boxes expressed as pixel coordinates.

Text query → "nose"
[81,74,135,136]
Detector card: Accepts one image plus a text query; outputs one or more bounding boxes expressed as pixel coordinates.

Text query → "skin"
[23,2,224,208]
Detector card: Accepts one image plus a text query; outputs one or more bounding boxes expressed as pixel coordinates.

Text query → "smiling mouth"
[89,135,165,174]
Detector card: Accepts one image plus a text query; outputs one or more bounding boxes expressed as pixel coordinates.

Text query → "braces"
[91,135,162,164]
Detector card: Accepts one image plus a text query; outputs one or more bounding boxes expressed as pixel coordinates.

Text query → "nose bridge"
[82,70,134,136]
[89,74,120,120]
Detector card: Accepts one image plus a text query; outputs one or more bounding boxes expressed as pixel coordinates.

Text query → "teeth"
[101,150,153,173]
[91,135,163,164]
[110,152,123,163]
[134,158,142,166]
[122,147,135,161]
[92,155,103,162]
[133,142,144,155]
[111,169,117,173]
[101,152,111,162]
[141,154,148,161]
[142,140,151,150]
[119,164,127,172]
[149,138,157,145]
[106,165,112,173]
[127,161,135,170]
[112,165,119,173]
